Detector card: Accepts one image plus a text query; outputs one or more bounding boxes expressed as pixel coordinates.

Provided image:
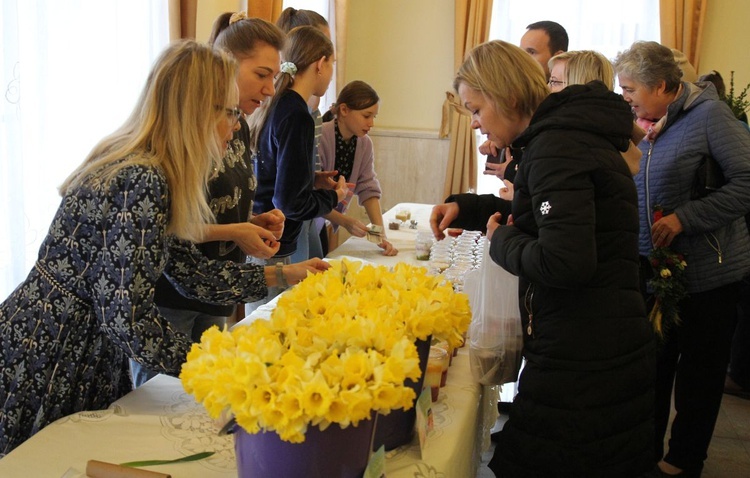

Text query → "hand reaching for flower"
[281,258,331,286]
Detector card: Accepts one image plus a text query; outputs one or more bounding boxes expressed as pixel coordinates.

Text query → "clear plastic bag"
[465,241,523,385]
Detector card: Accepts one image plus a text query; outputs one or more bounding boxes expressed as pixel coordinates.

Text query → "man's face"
[520,29,555,78]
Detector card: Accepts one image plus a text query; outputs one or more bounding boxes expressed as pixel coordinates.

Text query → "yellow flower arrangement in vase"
[180,258,471,444]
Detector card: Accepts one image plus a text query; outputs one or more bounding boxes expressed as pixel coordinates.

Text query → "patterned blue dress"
[0,162,267,455]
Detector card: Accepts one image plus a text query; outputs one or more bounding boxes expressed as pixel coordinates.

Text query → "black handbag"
[691,155,725,199]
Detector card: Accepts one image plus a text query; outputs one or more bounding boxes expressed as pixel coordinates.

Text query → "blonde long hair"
[59,41,238,242]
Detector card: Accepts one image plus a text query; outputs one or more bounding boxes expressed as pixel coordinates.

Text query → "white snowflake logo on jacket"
[540,201,551,215]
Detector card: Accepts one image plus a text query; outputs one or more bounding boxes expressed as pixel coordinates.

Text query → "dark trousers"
[651,282,738,472]
[729,275,750,388]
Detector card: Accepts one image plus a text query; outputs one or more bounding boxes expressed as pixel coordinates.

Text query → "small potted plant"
[722,71,749,122]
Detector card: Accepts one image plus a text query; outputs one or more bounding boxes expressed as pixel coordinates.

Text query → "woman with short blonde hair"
[433,39,654,477]
[548,50,615,90]
[454,40,548,121]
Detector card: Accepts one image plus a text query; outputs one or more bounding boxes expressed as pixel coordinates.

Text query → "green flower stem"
[120,451,215,468]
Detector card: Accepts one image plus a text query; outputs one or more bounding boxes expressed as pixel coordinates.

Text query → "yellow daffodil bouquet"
[180,258,471,443]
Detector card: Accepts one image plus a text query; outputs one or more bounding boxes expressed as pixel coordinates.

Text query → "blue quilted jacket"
[636,81,750,293]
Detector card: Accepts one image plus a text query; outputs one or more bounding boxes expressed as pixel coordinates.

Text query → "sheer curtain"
[440,0,493,198]
[476,0,661,194]
[0,0,169,298]
[659,0,707,71]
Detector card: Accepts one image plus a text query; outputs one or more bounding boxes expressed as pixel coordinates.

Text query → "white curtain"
[0,0,170,298]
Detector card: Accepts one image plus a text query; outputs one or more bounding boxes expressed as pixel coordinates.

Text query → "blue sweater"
[253,90,338,257]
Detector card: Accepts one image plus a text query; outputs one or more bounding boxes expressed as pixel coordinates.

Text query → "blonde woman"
[134,14,288,387]
[0,41,328,455]
[548,50,645,174]
[431,40,654,477]
[547,49,615,92]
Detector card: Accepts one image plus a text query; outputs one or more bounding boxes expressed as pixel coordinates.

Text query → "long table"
[0,203,493,478]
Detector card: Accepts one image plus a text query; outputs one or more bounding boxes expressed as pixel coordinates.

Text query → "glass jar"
[415,231,433,261]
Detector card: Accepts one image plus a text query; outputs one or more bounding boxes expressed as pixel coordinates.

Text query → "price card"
[364,444,386,478]
[415,388,433,456]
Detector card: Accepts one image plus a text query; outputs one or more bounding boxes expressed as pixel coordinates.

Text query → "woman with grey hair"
[614,41,750,477]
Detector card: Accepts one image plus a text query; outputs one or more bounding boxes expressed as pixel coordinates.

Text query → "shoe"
[640,465,702,478]
[724,375,750,400]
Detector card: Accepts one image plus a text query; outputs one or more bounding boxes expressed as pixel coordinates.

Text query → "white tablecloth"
[0,203,492,478]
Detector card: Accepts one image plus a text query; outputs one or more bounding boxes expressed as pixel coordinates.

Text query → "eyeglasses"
[548,79,567,88]
[225,107,243,126]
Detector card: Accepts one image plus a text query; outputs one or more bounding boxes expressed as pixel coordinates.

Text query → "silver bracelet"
[275,262,288,288]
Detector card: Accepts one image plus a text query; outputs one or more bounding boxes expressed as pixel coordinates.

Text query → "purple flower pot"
[371,336,431,451]
[234,418,375,478]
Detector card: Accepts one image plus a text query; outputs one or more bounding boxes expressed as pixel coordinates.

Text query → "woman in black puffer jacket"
[431,40,655,477]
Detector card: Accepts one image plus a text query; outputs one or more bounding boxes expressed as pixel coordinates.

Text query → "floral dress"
[0,162,267,455]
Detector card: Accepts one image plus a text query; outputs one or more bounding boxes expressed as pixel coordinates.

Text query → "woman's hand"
[430,202,460,241]
[486,212,503,240]
[479,139,500,156]
[283,258,331,285]
[333,176,352,204]
[314,170,338,189]
[341,216,368,238]
[229,223,280,259]
[484,161,509,178]
[251,209,285,240]
[483,146,512,178]
[378,239,398,256]
[498,179,514,201]
[651,213,683,248]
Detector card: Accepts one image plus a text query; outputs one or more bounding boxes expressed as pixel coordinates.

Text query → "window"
[475,0,660,195]
[0,1,169,297]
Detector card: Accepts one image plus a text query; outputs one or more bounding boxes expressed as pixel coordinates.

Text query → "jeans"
[290,219,324,262]
[129,306,226,388]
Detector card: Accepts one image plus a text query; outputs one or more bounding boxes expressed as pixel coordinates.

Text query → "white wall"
[699,0,750,91]
[344,0,455,132]
[195,0,246,42]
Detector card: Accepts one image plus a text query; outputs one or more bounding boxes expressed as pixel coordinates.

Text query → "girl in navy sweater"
[249,26,348,264]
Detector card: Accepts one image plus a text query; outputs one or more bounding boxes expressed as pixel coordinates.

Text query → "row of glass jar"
[417,230,486,291]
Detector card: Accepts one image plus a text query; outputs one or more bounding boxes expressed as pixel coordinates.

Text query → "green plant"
[722,71,750,120]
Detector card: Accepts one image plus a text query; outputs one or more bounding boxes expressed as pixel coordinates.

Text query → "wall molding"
[369,128,445,140]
